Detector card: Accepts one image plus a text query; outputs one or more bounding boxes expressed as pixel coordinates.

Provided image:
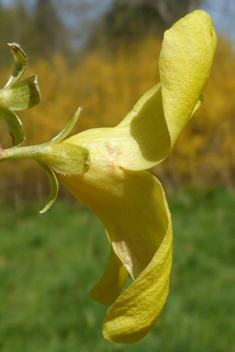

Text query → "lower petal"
[57,149,172,343]
[58,168,170,280]
[103,222,172,343]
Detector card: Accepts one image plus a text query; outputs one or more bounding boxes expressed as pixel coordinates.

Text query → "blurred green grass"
[0,188,235,352]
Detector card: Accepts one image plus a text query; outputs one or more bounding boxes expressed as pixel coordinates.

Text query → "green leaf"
[38,162,59,213]
[5,43,27,88]
[0,75,41,111]
[50,107,83,144]
[0,107,26,146]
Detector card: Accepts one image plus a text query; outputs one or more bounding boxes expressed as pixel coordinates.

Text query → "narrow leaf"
[5,43,27,87]
[0,107,26,146]
[50,107,83,144]
[38,162,59,213]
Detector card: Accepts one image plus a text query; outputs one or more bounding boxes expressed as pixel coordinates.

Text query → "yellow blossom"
[56,10,216,343]
[0,10,216,344]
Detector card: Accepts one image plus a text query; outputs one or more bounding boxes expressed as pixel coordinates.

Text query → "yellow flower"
[0,10,216,344]
[56,10,216,343]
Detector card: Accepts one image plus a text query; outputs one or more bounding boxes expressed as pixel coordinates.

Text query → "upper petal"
[59,12,216,174]
[110,10,216,171]
[114,83,171,170]
[159,9,217,146]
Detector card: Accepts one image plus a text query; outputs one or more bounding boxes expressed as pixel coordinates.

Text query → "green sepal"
[0,107,26,146]
[38,162,59,214]
[50,107,83,144]
[5,43,27,88]
[0,75,41,111]
[0,106,88,212]
[38,143,90,175]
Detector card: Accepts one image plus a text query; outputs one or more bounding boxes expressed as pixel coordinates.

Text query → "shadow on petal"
[89,247,129,305]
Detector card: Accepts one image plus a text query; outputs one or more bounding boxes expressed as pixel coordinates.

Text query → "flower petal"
[101,171,171,280]
[58,155,171,277]
[59,125,172,274]
[89,247,129,305]
[57,149,172,339]
[57,160,172,343]
[114,83,171,170]
[103,221,172,343]
[159,10,217,146]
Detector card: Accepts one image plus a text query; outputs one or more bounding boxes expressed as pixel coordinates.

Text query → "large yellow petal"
[89,247,129,305]
[57,131,172,341]
[57,136,171,280]
[160,10,217,146]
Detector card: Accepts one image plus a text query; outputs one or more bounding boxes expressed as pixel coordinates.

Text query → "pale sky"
[1,0,235,45]
[202,0,235,40]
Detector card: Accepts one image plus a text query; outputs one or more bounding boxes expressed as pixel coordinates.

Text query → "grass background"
[0,188,235,352]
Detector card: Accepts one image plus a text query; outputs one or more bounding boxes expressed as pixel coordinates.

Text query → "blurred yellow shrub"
[0,36,235,202]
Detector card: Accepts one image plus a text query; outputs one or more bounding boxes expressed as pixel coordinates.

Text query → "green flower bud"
[0,43,41,146]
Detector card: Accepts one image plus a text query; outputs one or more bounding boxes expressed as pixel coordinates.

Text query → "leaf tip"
[8,42,27,63]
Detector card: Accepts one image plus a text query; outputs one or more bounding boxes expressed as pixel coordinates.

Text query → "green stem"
[0,144,44,162]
